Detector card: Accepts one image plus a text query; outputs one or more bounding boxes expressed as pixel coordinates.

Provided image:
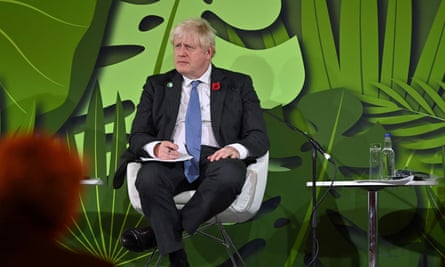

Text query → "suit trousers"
[135,145,247,255]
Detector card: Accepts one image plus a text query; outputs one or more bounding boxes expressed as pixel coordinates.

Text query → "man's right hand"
[154,141,179,160]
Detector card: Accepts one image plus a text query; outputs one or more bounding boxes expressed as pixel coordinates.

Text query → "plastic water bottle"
[381,133,395,179]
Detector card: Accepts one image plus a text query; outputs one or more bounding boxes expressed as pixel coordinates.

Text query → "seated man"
[120,18,269,267]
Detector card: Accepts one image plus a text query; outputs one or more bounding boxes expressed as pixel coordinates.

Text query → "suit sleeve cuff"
[227,143,249,159]
[144,141,160,158]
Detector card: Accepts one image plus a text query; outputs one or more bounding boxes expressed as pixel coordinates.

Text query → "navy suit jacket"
[129,65,269,158]
[113,66,269,188]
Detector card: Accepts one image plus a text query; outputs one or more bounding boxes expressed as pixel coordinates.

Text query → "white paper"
[140,152,193,162]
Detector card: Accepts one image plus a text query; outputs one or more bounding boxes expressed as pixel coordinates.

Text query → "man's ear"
[207,47,215,57]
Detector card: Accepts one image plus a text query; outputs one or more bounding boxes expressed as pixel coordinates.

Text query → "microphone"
[304,134,334,164]
[264,110,335,164]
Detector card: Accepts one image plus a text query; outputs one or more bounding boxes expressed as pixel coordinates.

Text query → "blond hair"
[170,18,216,53]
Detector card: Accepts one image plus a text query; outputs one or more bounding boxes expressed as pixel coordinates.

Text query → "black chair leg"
[216,223,246,267]
[144,247,162,267]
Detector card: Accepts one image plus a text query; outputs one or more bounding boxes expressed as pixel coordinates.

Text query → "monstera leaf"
[0,0,112,132]
[296,89,386,173]
[97,0,304,113]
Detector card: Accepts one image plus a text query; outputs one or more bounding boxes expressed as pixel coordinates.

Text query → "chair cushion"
[230,169,257,212]
[172,168,258,223]
[127,151,269,224]
[173,191,195,209]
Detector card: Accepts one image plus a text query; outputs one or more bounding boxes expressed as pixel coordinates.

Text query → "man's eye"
[174,44,196,51]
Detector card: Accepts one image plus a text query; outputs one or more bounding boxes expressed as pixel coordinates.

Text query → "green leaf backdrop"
[1,0,445,266]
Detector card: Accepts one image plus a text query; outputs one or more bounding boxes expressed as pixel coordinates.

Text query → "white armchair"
[125,151,269,266]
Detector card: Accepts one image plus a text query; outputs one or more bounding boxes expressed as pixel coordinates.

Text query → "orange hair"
[0,133,85,239]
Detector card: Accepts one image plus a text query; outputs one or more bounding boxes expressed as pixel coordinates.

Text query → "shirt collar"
[183,64,212,86]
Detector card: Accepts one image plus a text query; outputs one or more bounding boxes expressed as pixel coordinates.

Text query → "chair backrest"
[213,151,269,223]
[126,151,269,223]
[126,161,144,214]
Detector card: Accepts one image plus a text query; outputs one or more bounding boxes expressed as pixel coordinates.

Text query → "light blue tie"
[184,80,201,183]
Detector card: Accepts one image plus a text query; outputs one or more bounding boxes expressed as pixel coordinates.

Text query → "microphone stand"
[304,130,334,267]
[310,141,319,267]
[264,110,334,267]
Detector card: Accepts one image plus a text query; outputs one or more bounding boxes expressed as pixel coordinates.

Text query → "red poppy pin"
[211,82,221,91]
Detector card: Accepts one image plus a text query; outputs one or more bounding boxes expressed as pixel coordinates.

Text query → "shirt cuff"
[227,143,249,159]
[144,141,160,158]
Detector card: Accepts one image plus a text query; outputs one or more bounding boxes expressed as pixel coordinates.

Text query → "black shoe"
[169,259,190,267]
[169,249,190,267]
[120,226,157,252]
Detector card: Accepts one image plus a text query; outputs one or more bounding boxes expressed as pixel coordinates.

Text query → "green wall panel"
[1,0,445,266]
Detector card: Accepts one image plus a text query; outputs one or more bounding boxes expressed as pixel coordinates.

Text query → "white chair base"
[143,222,247,267]
[125,152,269,266]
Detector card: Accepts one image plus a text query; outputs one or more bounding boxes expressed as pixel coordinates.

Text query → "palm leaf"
[108,93,128,185]
[365,106,405,115]
[392,79,434,114]
[23,99,36,133]
[360,79,445,143]
[81,81,109,258]
[300,0,340,92]
[391,122,445,137]
[84,81,107,180]
[380,0,412,88]
[413,0,445,85]
[153,0,180,74]
[358,94,399,107]
[400,136,445,150]
[340,0,379,94]
[63,126,78,154]
[413,78,445,116]
[368,114,426,124]
[370,81,411,109]
[442,146,445,178]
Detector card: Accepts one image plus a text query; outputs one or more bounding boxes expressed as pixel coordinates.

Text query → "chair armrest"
[216,151,269,223]
[127,162,143,214]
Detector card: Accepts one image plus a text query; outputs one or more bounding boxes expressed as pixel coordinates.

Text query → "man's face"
[173,34,213,79]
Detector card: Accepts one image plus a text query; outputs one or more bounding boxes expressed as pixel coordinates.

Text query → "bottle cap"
[384,133,391,138]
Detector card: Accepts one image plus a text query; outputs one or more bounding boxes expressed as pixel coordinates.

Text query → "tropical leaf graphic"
[59,82,149,266]
[281,0,445,265]
[108,93,128,185]
[2,0,444,266]
[355,78,445,170]
[97,0,305,113]
[0,0,112,132]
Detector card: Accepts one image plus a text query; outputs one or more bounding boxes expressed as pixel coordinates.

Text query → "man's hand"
[154,141,179,160]
[207,146,240,162]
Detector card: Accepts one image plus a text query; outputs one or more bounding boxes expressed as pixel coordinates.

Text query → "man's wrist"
[226,143,248,159]
[144,141,160,158]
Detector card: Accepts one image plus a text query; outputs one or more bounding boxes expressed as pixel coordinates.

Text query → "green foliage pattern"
[1,0,445,266]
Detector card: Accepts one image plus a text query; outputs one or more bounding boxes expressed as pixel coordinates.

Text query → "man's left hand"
[207,146,240,162]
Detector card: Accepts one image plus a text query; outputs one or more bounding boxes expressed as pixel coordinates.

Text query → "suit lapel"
[210,67,227,140]
[164,72,183,138]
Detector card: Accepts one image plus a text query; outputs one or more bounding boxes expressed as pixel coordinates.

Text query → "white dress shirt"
[144,65,248,159]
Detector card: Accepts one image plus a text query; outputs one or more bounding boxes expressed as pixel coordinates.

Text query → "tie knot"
[191,80,200,89]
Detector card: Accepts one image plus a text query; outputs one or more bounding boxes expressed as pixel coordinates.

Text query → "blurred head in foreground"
[0,133,84,239]
[0,133,113,266]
